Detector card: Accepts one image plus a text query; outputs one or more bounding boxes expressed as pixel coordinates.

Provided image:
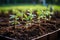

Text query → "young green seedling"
[9,13,19,29]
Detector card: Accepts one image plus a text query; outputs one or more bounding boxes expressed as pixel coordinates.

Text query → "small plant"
[9,13,19,29]
[23,10,33,28]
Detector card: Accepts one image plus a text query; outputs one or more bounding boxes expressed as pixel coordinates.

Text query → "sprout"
[9,13,19,29]
[23,10,34,28]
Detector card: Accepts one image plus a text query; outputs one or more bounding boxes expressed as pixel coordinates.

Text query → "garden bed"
[0,9,60,40]
[0,29,60,40]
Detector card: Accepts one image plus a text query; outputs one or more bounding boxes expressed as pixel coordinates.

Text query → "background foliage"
[0,0,60,5]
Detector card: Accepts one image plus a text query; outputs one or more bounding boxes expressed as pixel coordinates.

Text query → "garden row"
[0,9,60,40]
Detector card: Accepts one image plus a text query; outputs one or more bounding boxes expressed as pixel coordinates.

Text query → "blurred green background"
[0,0,60,5]
[0,0,60,11]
